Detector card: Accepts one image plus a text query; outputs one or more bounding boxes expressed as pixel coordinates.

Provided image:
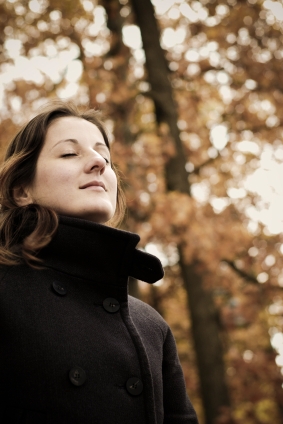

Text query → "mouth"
[80,181,106,191]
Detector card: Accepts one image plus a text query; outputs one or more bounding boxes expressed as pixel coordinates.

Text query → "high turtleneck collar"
[40,215,164,287]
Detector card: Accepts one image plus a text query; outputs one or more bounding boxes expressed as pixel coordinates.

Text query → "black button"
[103,297,120,313]
[126,377,143,396]
[69,367,86,386]
[52,281,67,296]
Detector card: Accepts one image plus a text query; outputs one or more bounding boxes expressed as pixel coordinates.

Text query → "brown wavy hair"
[0,101,126,267]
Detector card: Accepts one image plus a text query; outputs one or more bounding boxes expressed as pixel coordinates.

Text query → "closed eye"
[61,153,77,157]
[61,153,110,163]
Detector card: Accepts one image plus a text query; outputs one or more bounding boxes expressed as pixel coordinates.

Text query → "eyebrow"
[52,138,109,150]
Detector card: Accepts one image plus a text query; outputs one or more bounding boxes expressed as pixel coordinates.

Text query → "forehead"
[45,116,106,145]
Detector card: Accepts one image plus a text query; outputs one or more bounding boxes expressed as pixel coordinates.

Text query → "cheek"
[32,165,73,194]
[110,172,118,199]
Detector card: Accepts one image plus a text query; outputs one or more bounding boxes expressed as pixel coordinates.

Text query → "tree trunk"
[130,0,230,422]
[179,257,230,423]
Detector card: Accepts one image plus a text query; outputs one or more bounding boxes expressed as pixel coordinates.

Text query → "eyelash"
[61,153,76,157]
[61,153,110,164]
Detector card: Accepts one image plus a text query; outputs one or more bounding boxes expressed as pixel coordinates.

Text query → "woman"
[0,102,198,424]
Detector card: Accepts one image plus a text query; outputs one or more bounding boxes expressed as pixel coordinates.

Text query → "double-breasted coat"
[0,216,198,423]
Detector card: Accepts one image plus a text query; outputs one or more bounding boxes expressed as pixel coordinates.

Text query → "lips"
[80,181,106,190]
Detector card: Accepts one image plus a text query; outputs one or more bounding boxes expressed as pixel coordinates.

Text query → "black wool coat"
[0,216,198,424]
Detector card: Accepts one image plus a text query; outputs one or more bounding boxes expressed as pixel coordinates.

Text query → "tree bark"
[179,258,230,423]
[130,0,230,422]
[129,0,190,194]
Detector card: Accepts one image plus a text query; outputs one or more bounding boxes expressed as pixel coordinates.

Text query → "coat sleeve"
[162,327,199,423]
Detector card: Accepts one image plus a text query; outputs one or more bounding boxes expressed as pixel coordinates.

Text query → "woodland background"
[0,0,283,422]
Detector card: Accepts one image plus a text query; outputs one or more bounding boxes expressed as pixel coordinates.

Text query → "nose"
[85,152,106,175]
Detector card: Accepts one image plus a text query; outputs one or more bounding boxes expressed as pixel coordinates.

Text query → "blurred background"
[0,0,283,422]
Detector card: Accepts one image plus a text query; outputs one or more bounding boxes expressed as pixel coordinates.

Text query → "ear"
[13,186,33,207]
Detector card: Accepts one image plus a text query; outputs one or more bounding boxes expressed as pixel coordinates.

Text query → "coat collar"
[40,215,164,287]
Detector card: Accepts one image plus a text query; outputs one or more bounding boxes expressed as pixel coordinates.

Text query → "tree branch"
[193,155,220,175]
[223,259,259,284]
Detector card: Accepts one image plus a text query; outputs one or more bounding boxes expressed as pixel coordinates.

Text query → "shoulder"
[0,263,40,293]
[0,264,17,284]
[0,263,33,279]
[0,265,10,280]
[128,295,169,337]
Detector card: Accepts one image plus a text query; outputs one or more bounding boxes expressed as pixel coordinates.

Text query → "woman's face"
[23,116,117,223]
